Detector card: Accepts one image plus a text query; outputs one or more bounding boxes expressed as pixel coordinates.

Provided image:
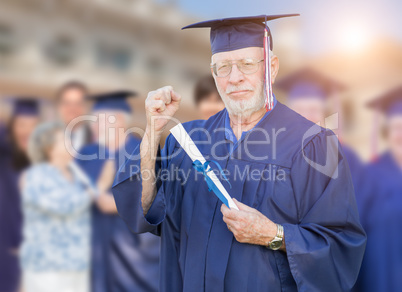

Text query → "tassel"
[264,26,274,111]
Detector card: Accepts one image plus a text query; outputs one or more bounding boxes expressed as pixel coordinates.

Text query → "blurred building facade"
[0,0,213,123]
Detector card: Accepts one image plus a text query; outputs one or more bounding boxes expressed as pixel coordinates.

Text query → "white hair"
[28,121,64,164]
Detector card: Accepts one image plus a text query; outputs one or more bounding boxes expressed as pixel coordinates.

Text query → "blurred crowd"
[0,74,227,292]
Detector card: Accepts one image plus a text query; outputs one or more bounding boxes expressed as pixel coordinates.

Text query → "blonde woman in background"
[19,121,113,292]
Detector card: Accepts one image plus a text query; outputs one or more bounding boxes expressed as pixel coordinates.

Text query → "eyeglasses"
[211,58,264,78]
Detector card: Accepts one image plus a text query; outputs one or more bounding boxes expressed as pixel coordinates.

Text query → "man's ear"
[210,68,219,87]
[270,55,280,84]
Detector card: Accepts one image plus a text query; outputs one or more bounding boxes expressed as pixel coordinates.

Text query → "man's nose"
[228,64,245,84]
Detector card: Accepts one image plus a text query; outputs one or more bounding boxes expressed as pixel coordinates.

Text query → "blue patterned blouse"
[20,163,93,271]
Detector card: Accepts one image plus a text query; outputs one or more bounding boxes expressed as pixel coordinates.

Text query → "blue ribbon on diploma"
[192,160,232,208]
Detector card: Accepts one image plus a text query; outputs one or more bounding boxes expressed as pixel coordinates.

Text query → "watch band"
[276,224,284,239]
[267,224,284,250]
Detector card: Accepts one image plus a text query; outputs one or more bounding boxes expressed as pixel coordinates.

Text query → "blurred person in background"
[354,86,402,292]
[0,114,8,155]
[56,81,92,151]
[0,98,40,292]
[275,67,363,187]
[194,75,225,119]
[275,68,330,125]
[76,91,160,292]
[19,121,111,292]
[7,99,41,172]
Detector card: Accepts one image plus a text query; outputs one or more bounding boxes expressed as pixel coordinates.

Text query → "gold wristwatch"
[267,224,284,250]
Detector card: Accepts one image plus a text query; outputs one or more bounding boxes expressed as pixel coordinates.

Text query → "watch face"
[269,239,282,250]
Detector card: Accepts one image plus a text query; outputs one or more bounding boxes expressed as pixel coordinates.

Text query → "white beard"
[217,80,265,118]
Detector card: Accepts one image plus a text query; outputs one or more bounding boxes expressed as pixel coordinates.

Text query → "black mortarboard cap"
[89,90,137,113]
[275,67,345,100]
[367,85,402,117]
[182,14,299,54]
[13,98,40,116]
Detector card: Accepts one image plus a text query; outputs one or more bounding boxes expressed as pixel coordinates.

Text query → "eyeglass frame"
[210,58,264,78]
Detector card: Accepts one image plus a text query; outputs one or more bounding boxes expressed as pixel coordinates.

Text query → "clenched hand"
[221,198,279,247]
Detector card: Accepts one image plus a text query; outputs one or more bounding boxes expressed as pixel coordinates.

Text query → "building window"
[147,56,164,75]
[0,24,15,55]
[44,35,77,66]
[94,42,133,71]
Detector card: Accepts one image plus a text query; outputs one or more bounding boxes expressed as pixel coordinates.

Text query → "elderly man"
[113,15,366,291]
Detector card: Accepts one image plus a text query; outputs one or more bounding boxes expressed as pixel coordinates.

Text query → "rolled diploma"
[170,123,239,210]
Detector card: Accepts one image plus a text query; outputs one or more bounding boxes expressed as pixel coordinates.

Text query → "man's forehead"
[212,47,263,63]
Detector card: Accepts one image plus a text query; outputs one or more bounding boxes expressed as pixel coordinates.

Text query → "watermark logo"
[62,111,341,181]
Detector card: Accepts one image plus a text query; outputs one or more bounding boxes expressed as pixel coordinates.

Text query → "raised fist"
[145,85,181,133]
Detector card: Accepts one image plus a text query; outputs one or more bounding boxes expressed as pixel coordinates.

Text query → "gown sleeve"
[283,129,367,292]
[112,134,176,236]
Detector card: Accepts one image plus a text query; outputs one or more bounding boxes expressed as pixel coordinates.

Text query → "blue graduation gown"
[113,102,366,292]
[355,152,402,292]
[76,135,160,292]
[341,144,363,191]
[0,126,22,292]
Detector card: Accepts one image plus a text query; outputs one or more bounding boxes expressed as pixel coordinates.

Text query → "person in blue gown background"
[355,86,402,292]
[0,99,40,292]
[275,66,363,188]
[0,121,19,292]
[76,91,160,292]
